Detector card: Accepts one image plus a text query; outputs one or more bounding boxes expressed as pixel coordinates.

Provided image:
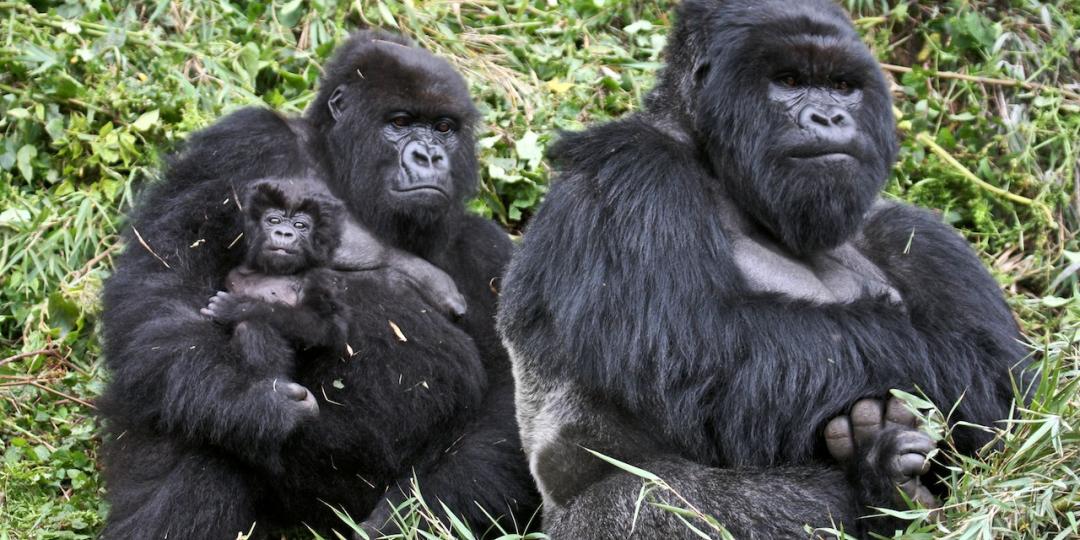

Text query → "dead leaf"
[389,320,407,342]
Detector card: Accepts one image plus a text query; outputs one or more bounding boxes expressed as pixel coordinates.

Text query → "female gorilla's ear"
[328,85,348,122]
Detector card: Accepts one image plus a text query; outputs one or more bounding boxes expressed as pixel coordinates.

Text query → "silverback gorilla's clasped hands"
[100,32,536,538]
[499,1,1028,538]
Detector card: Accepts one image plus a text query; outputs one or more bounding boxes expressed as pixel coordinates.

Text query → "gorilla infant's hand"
[200,291,250,324]
[825,397,939,514]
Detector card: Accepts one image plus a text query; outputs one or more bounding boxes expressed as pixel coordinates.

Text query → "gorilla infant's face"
[242,179,341,275]
[693,0,897,256]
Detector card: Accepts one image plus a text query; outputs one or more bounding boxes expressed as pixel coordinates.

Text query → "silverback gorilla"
[498,1,1028,538]
[100,31,536,538]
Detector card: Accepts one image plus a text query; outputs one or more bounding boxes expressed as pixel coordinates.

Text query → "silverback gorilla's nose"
[405,140,448,173]
[799,105,855,143]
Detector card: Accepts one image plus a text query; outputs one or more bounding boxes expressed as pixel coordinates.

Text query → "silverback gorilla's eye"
[434,121,453,133]
[780,74,798,87]
[391,115,411,128]
[834,79,851,92]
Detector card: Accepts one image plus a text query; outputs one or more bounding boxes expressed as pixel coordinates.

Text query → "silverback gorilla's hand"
[825,397,940,515]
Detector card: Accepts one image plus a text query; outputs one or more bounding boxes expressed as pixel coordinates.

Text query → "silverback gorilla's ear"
[328,85,348,122]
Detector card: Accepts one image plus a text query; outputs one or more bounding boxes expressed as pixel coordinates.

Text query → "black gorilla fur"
[498,1,1028,538]
[100,31,536,539]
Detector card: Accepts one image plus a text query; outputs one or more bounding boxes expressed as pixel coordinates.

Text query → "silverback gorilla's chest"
[718,198,902,305]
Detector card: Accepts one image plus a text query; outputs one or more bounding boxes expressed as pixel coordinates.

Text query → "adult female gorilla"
[498,1,1027,538]
[100,31,536,538]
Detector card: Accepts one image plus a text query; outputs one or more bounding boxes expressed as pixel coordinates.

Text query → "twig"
[0,348,61,369]
[882,63,1080,102]
[915,132,1056,225]
[65,240,121,284]
[0,3,200,57]
[28,381,97,410]
[132,226,171,269]
[1,418,56,452]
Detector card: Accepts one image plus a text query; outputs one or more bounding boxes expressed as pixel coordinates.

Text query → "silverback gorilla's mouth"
[792,152,855,161]
[787,145,858,161]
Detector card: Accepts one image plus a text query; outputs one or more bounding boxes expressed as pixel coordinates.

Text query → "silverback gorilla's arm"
[333,217,467,317]
[516,377,859,538]
[499,112,1021,538]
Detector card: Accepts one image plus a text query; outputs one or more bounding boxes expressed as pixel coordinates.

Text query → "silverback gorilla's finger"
[894,430,936,456]
[824,416,854,462]
[885,397,917,428]
[920,491,944,522]
[851,398,884,445]
[894,452,930,478]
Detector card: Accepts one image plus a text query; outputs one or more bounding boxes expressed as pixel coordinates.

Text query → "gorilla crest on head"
[649,0,898,256]
[306,31,479,253]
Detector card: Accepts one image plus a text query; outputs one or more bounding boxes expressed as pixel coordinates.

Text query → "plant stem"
[915,132,1056,225]
[883,63,1080,102]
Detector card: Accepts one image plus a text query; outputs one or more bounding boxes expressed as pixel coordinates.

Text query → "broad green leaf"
[131,109,160,132]
[16,145,37,181]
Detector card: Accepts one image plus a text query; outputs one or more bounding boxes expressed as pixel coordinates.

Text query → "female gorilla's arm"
[99,108,327,468]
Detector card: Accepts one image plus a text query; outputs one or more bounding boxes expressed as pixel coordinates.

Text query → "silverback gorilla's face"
[691,0,898,256]
[310,33,479,234]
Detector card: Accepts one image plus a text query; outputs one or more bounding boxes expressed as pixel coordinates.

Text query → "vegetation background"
[0,0,1077,538]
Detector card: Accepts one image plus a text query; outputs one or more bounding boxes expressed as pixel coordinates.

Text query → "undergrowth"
[0,1,1076,538]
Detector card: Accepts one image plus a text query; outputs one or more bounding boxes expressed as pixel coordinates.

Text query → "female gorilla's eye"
[391,115,411,128]
[778,74,799,87]
[434,120,453,133]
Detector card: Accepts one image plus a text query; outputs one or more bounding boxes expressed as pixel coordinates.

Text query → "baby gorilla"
[202,178,467,411]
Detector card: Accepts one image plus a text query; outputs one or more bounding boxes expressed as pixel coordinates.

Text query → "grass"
[0,0,1077,538]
